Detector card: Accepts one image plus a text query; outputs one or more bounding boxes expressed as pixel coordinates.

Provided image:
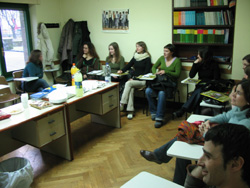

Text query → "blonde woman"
[118,41,151,120]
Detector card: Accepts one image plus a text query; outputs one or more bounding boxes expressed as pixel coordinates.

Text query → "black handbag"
[149,74,176,99]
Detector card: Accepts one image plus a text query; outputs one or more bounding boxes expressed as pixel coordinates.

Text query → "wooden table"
[0,82,121,161]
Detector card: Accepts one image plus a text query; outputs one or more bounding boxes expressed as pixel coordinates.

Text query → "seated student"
[106,42,125,75]
[242,54,250,70]
[106,42,126,97]
[185,123,250,188]
[118,41,151,120]
[173,47,220,118]
[22,49,49,92]
[145,44,181,128]
[243,65,250,79]
[140,79,250,186]
[76,42,100,79]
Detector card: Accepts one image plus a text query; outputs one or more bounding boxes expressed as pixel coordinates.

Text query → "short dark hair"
[242,54,250,64]
[205,123,250,186]
[164,43,176,54]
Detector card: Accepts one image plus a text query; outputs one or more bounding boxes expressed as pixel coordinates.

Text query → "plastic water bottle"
[74,71,83,97]
[21,93,29,109]
[104,62,111,84]
[71,63,78,86]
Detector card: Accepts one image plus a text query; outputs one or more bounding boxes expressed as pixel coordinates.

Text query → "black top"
[189,60,220,81]
[122,57,151,77]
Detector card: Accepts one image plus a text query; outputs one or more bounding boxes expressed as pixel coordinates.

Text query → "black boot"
[173,108,185,118]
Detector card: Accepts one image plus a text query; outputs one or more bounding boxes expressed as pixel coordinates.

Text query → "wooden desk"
[66,82,120,128]
[0,82,120,161]
[0,102,72,160]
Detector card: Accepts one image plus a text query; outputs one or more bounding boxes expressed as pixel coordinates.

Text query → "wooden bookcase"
[172,0,236,67]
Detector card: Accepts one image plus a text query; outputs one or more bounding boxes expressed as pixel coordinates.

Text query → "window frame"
[0,2,33,79]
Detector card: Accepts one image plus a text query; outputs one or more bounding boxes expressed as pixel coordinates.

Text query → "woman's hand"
[194,59,200,64]
[199,120,211,135]
[117,70,123,74]
[156,70,165,75]
[112,76,118,79]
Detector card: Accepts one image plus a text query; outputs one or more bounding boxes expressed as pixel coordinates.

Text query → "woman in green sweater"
[106,42,125,75]
[146,44,181,128]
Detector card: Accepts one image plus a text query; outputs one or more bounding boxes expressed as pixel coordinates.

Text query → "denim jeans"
[145,87,166,121]
[154,137,191,186]
[24,79,49,92]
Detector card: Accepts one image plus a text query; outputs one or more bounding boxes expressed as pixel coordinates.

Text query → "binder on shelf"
[203,29,208,43]
[174,12,179,25]
[197,29,203,43]
[224,29,229,44]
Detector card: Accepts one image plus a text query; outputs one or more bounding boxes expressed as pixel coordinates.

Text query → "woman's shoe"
[140,150,162,164]
[127,113,133,120]
[154,121,163,128]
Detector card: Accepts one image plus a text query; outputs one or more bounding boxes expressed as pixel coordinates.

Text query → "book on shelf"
[201,90,230,103]
[176,10,233,26]
[173,28,229,44]
[174,0,229,7]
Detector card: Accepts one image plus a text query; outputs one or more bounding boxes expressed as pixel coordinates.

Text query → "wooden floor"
[0,106,186,188]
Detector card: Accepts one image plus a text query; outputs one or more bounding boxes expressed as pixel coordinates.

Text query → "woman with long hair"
[173,46,220,118]
[118,41,151,120]
[76,42,100,80]
[106,42,125,74]
[22,49,49,92]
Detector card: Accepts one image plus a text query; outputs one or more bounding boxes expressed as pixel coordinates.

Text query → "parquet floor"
[0,106,186,188]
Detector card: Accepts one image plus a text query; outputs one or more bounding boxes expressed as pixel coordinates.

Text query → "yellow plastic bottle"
[74,70,83,97]
[71,63,78,86]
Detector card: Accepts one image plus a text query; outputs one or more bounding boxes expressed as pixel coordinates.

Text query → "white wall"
[59,0,172,64]
[29,0,250,101]
[232,0,250,80]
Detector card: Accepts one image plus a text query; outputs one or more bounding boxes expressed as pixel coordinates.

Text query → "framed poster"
[102,9,129,33]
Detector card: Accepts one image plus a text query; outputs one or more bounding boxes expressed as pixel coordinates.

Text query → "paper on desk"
[87,70,104,75]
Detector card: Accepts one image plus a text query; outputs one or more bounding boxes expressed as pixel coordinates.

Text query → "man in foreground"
[184,123,250,188]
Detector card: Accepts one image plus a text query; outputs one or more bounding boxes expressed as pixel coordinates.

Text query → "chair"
[0,76,20,104]
[12,70,24,94]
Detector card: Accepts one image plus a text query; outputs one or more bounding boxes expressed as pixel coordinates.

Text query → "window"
[0,3,32,77]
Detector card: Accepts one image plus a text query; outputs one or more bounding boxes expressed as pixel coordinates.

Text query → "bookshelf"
[172,0,236,65]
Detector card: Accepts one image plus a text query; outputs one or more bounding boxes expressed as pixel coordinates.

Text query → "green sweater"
[105,56,125,73]
[152,56,181,81]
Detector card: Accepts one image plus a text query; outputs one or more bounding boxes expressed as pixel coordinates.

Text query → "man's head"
[198,123,250,187]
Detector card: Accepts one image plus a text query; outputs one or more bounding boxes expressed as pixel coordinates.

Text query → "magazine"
[201,90,230,103]
[182,78,201,84]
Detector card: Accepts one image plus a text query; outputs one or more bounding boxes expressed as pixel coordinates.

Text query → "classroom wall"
[232,0,250,80]
[29,0,250,100]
